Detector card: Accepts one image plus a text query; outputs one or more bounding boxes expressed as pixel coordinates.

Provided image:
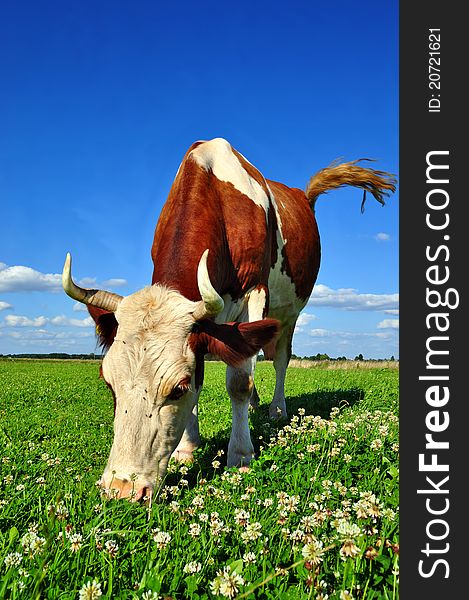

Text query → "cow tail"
[305,159,397,213]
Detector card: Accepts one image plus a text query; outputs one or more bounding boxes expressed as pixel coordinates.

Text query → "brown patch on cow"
[262,338,277,361]
[267,180,321,301]
[151,152,278,302]
[189,318,279,368]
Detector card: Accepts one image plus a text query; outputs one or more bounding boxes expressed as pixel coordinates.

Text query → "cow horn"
[193,249,224,320]
[62,253,123,312]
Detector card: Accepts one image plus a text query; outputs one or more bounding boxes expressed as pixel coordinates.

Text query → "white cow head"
[62,251,278,500]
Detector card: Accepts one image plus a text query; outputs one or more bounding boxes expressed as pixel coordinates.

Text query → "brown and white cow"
[62,137,395,500]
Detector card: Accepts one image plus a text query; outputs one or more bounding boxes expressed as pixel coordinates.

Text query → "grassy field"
[0,359,399,600]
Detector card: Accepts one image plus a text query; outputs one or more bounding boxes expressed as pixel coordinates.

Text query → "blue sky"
[0,0,398,358]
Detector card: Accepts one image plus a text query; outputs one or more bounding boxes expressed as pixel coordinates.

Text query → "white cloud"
[308,328,331,337]
[78,277,97,287]
[0,262,127,294]
[0,264,62,293]
[102,278,127,288]
[375,232,391,241]
[50,315,94,328]
[5,329,94,347]
[377,319,399,330]
[383,309,399,315]
[308,284,399,312]
[77,277,127,289]
[295,312,318,332]
[0,301,13,311]
[5,315,48,327]
[3,314,94,328]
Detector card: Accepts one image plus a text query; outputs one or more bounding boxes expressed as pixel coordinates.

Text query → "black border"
[400,3,465,596]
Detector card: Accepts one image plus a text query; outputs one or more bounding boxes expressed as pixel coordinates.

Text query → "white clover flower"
[301,538,324,565]
[21,531,46,556]
[69,533,83,553]
[210,518,230,537]
[381,508,396,521]
[300,515,316,533]
[234,508,250,526]
[4,552,22,568]
[240,522,262,543]
[104,540,119,558]
[290,529,305,543]
[152,529,171,549]
[243,551,257,564]
[192,495,204,509]
[210,566,245,598]
[336,519,361,540]
[183,561,202,574]
[188,523,201,537]
[78,579,102,600]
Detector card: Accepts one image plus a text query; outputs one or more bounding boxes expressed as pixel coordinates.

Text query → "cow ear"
[189,318,280,367]
[87,306,118,351]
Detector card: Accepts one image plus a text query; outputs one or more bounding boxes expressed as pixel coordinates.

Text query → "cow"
[62,137,396,500]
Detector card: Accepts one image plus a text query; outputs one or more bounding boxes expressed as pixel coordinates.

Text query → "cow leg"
[269,325,294,419]
[171,390,201,463]
[226,361,256,468]
[226,287,266,467]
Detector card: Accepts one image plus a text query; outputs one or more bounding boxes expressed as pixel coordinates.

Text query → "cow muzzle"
[98,475,154,502]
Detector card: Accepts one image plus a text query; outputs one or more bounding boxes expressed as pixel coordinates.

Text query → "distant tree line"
[289,352,397,362]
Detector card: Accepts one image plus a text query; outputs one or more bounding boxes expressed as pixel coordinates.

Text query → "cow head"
[62,251,278,500]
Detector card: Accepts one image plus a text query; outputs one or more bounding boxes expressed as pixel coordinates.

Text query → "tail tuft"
[305,159,397,212]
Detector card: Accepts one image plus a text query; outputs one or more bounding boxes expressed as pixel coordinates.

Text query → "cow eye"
[168,378,191,400]
[168,386,185,400]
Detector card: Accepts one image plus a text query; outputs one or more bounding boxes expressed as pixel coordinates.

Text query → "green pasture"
[0,359,399,599]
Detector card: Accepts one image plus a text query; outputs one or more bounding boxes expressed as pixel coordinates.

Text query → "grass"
[0,359,399,599]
